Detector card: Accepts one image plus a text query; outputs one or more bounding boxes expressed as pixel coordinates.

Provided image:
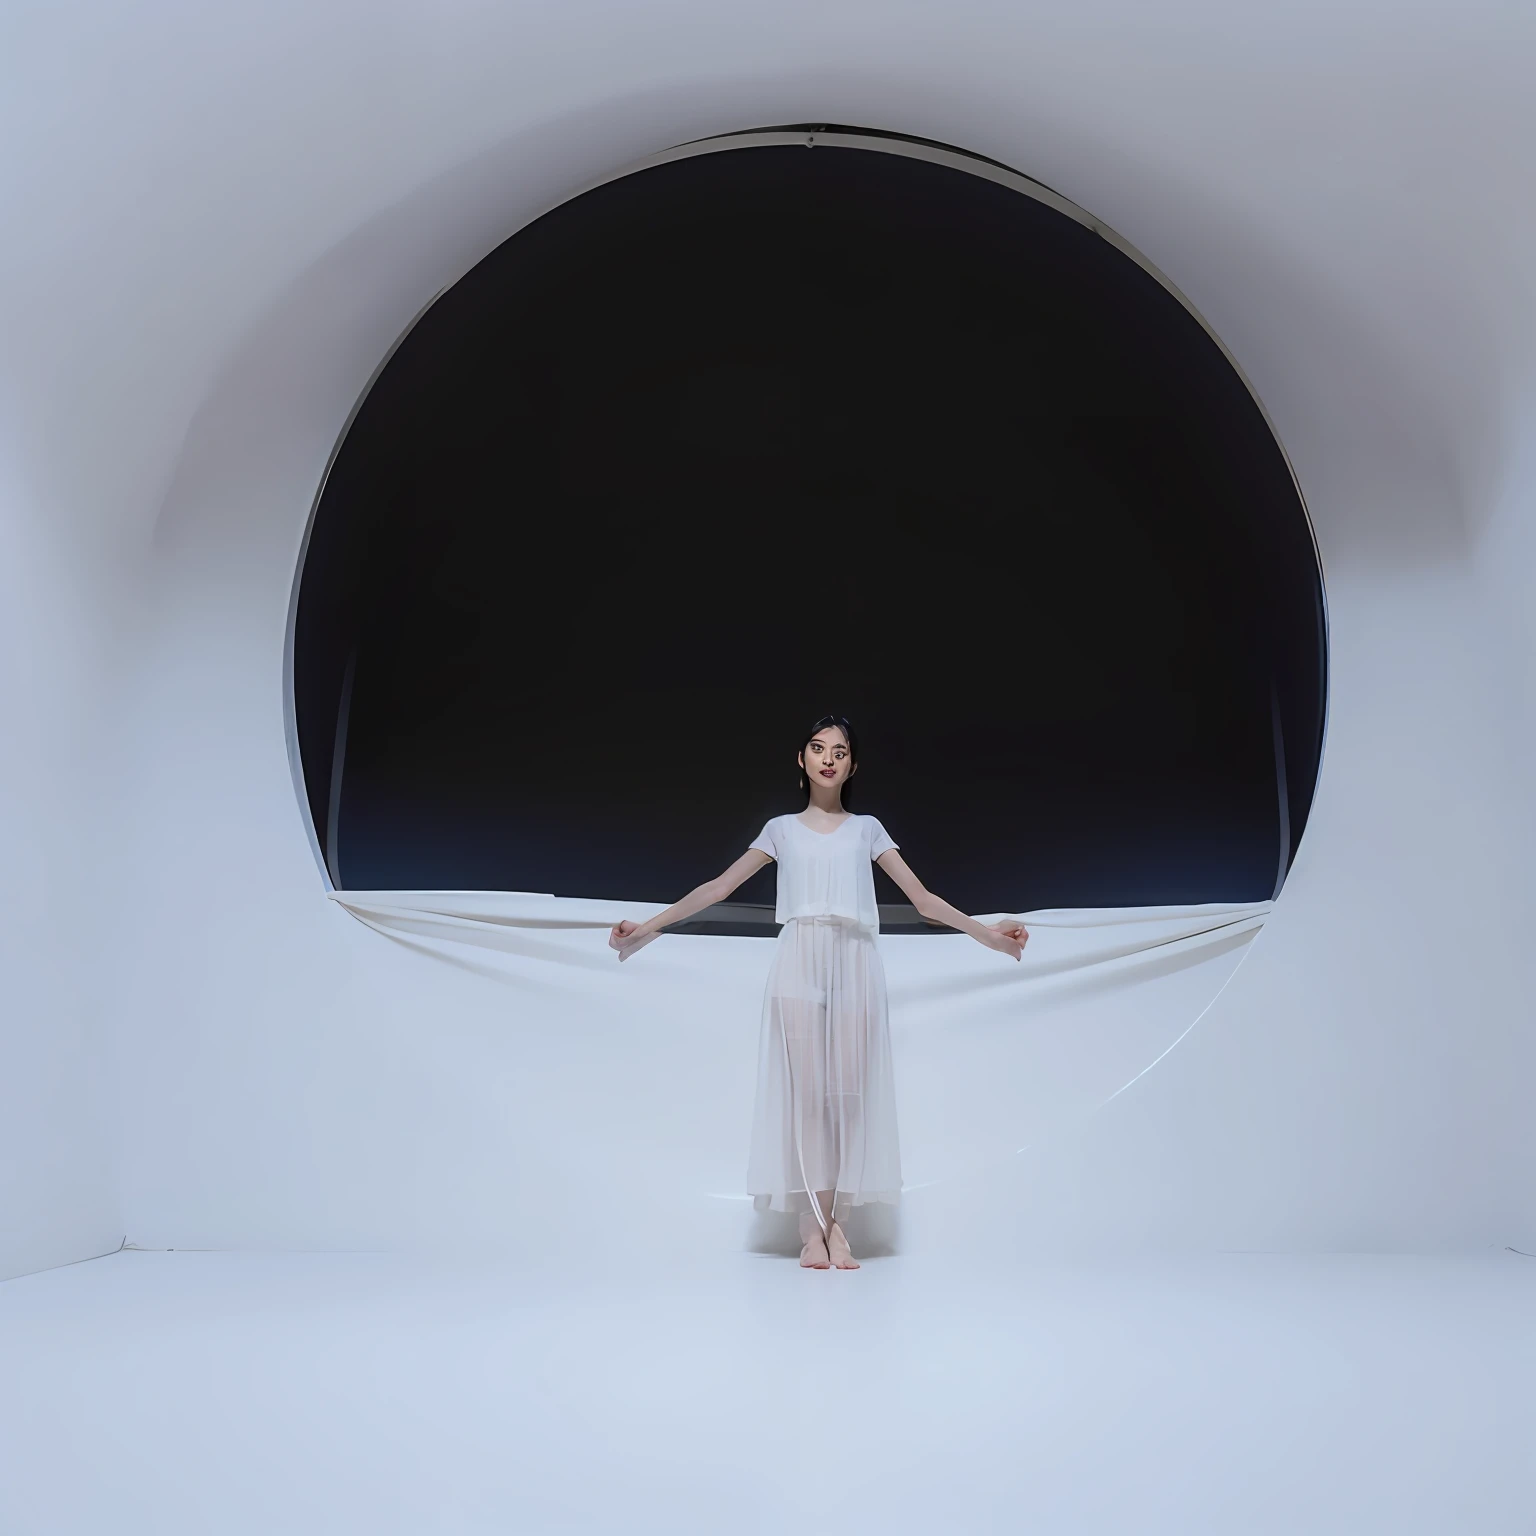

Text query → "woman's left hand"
[989,919,1030,949]
[609,921,662,961]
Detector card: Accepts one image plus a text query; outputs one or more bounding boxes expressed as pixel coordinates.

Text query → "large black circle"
[294,135,1326,919]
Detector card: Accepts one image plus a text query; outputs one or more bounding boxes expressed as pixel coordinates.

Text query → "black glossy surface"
[294,140,1325,911]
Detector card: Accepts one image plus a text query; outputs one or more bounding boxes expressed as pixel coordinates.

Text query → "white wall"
[3,0,1534,1263]
[0,490,121,1278]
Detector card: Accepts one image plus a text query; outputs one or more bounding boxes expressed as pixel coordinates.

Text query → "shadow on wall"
[149,78,1468,568]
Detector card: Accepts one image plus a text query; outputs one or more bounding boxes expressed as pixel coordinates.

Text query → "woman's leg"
[824,935,866,1270]
[772,926,847,1269]
[779,990,838,1253]
[798,1207,830,1268]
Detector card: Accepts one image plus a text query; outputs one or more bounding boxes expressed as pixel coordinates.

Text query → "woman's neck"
[804,787,846,817]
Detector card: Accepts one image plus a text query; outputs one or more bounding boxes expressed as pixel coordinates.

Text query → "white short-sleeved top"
[749,813,899,934]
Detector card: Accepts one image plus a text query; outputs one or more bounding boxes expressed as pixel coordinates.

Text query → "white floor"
[2,1248,1531,1534]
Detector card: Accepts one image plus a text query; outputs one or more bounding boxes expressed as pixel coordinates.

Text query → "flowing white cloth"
[327,888,1271,1195]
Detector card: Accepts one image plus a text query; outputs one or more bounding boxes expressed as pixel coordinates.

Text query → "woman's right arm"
[609,848,773,960]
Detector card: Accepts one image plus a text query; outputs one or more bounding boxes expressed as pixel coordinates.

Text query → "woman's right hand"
[978,926,1023,961]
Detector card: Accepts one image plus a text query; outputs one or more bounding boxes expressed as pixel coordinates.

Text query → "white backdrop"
[3,0,1535,1277]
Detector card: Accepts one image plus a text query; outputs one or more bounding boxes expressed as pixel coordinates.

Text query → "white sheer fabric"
[745,815,902,1224]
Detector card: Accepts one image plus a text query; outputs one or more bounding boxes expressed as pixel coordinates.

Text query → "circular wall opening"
[292,128,1326,927]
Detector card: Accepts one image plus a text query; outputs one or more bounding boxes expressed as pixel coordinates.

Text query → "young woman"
[609,716,1028,1270]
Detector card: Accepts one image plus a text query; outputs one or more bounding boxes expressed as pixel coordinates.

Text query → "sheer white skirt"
[747,915,902,1225]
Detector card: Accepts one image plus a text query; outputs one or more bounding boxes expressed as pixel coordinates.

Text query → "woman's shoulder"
[857,813,897,853]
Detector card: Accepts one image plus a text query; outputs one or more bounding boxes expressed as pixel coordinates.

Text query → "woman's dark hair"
[798,714,859,804]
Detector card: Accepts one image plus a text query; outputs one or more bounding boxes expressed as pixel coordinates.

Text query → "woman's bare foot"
[826,1222,860,1270]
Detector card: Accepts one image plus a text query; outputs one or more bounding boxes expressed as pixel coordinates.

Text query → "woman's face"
[800,726,855,794]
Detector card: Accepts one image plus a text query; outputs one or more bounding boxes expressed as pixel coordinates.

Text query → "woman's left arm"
[876,850,1028,959]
